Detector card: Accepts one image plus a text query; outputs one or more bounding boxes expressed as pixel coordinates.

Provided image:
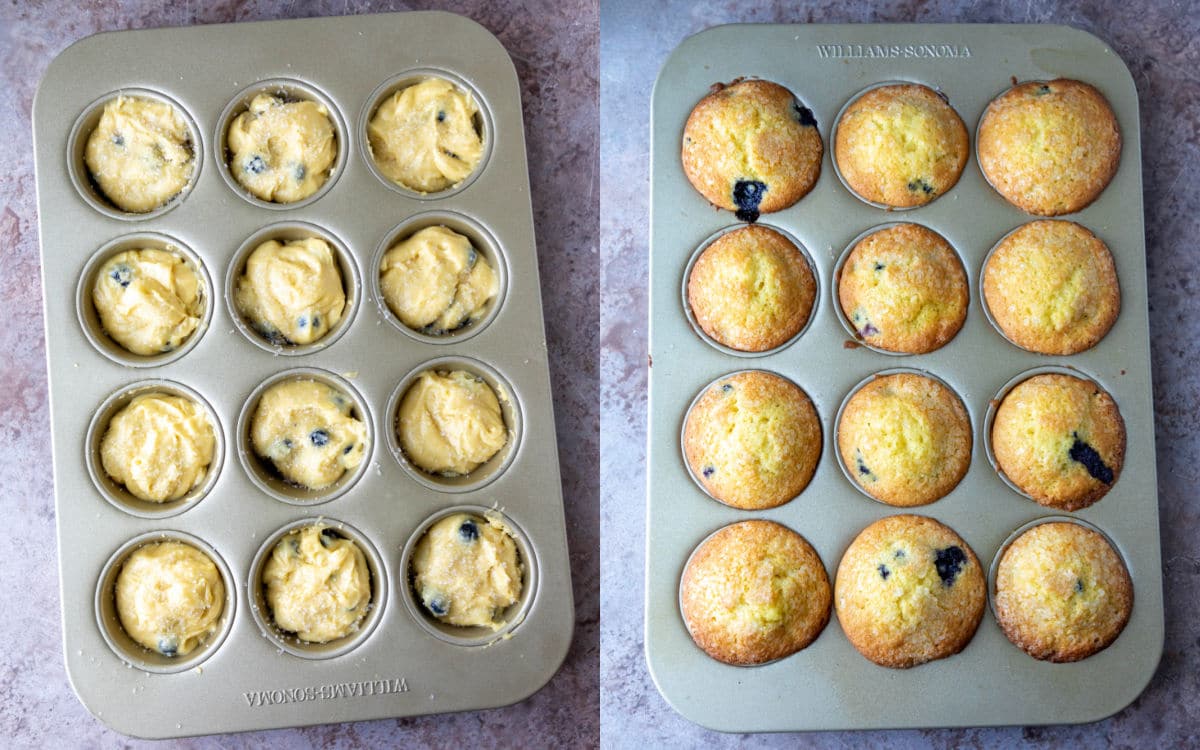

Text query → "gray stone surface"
[599,0,1199,747]
[0,1,597,746]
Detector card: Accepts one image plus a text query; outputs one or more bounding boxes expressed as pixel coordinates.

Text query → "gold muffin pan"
[647,24,1160,732]
[35,12,572,739]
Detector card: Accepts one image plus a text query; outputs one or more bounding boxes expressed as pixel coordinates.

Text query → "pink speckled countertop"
[0,1,597,747]
[600,1,1199,747]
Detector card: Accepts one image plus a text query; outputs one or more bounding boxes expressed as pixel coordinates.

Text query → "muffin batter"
[251,379,368,490]
[262,525,371,643]
[367,78,484,193]
[85,96,195,213]
[101,392,216,503]
[380,226,498,335]
[92,248,203,356]
[115,541,224,657]
[397,370,508,476]
[411,513,522,630]
[226,94,337,203]
[235,237,346,346]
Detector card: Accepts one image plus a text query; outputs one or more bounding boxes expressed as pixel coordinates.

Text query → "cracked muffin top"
[834,83,968,208]
[978,79,1121,216]
[834,515,984,668]
[681,79,823,222]
[837,223,968,354]
[983,220,1120,355]
[991,373,1125,510]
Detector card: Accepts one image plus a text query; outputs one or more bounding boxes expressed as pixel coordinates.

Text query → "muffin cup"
[831,221,969,356]
[399,504,537,646]
[830,80,963,211]
[370,211,509,345]
[832,367,969,507]
[359,68,493,199]
[75,232,213,368]
[680,223,819,358]
[248,518,387,659]
[94,531,235,674]
[983,364,1115,503]
[224,221,360,355]
[86,379,224,518]
[236,368,373,505]
[386,356,522,493]
[67,87,202,220]
[214,78,348,211]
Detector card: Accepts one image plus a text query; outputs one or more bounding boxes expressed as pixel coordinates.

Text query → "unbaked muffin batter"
[379,226,498,335]
[115,541,224,657]
[101,392,216,502]
[397,370,507,476]
[92,248,203,356]
[411,513,521,630]
[367,78,484,193]
[85,96,195,213]
[262,525,371,643]
[251,379,367,490]
[235,237,346,346]
[227,94,337,203]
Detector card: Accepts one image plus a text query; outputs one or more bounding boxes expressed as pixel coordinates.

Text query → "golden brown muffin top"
[687,225,816,352]
[978,79,1121,216]
[994,521,1132,662]
[984,220,1120,355]
[681,79,823,221]
[681,519,831,665]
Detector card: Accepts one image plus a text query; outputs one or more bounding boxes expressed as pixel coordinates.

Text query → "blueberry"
[111,134,125,147]
[424,595,448,617]
[1036,84,1051,96]
[343,443,354,455]
[721,383,733,393]
[877,563,890,580]
[293,163,306,181]
[436,110,446,122]
[157,635,178,657]
[893,549,906,559]
[1068,432,1114,484]
[422,324,446,336]
[732,179,767,223]
[256,323,288,346]
[467,247,478,265]
[312,314,320,328]
[109,264,132,288]
[934,546,967,586]
[442,148,461,161]
[297,315,308,329]
[856,456,872,477]
[245,155,266,174]
[458,520,479,542]
[792,101,818,128]
[859,322,880,337]
[319,528,337,549]
[701,465,715,478]
[1075,578,1085,593]
[873,262,885,271]
[906,178,935,196]
[310,429,330,447]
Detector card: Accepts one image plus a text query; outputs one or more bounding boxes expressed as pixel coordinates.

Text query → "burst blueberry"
[109,264,132,288]
[906,178,935,195]
[732,179,767,222]
[701,465,715,478]
[1068,432,1114,483]
[792,102,818,128]
[877,563,890,580]
[934,545,967,586]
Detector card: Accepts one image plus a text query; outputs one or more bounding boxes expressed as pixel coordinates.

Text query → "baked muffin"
[994,521,1132,662]
[681,79,822,222]
[983,220,1120,355]
[837,223,968,353]
[834,84,968,208]
[687,225,816,352]
[835,515,984,668]
[978,79,1121,216]
[991,373,1125,510]
[837,372,971,507]
[683,370,821,510]
[680,520,831,665]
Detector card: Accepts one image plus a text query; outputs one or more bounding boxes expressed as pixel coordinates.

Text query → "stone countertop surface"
[0,1,597,747]
[600,1,1198,748]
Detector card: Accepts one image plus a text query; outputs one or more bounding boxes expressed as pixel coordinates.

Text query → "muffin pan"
[647,24,1161,731]
[34,11,572,739]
